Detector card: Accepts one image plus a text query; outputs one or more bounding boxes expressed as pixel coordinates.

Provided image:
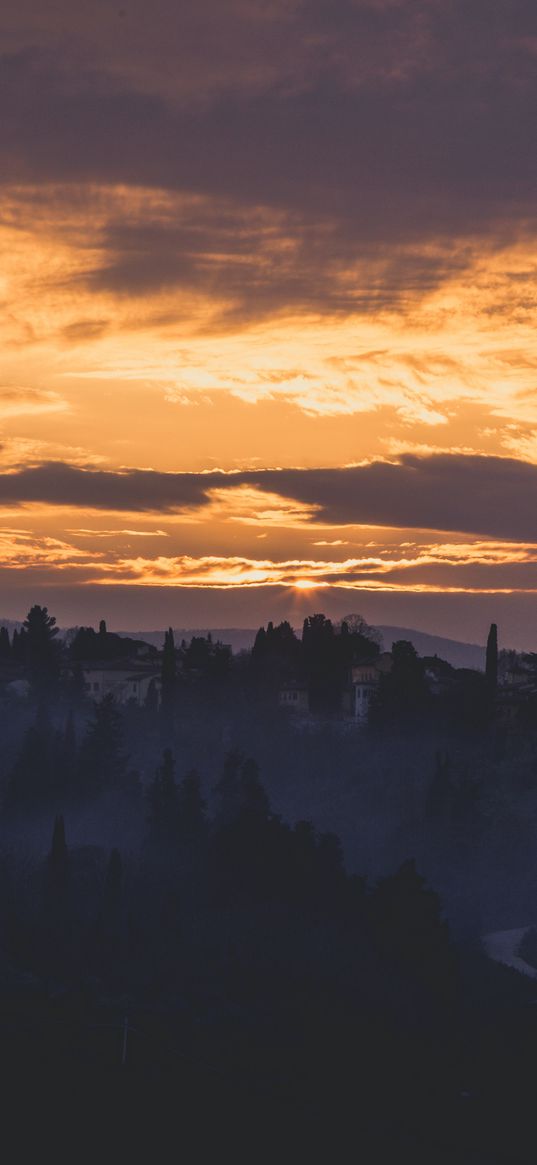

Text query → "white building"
[82,665,161,707]
[350,653,392,723]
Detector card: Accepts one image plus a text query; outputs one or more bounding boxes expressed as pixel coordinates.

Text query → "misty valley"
[1,606,537,1161]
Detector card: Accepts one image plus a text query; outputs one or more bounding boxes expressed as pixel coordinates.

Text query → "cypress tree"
[177,769,207,839]
[161,627,177,739]
[486,623,498,694]
[147,748,178,837]
[0,626,10,661]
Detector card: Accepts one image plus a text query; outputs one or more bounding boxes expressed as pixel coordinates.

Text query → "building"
[278,681,309,712]
[81,663,161,707]
[349,653,392,723]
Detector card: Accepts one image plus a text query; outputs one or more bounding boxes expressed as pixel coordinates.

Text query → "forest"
[1,605,537,1161]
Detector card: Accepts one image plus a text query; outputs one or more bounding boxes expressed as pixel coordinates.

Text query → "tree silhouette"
[486,623,498,695]
[214,749,269,826]
[23,604,61,700]
[177,768,207,840]
[0,625,10,662]
[370,640,429,730]
[80,694,133,794]
[147,748,178,838]
[161,627,177,739]
[302,613,339,710]
[5,708,59,809]
[370,859,453,992]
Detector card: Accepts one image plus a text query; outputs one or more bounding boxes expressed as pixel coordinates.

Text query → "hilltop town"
[0,605,535,736]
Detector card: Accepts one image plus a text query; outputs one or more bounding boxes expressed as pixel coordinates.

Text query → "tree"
[58,711,77,793]
[182,634,231,680]
[369,859,453,991]
[0,626,10,662]
[370,640,429,730]
[4,708,58,809]
[251,620,301,692]
[302,614,340,710]
[161,628,177,739]
[68,660,87,708]
[486,623,498,695]
[93,847,126,988]
[43,815,70,969]
[341,613,382,649]
[11,627,24,663]
[214,750,270,826]
[147,748,178,838]
[23,604,61,699]
[80,694,133,795]
[177,769,207,839]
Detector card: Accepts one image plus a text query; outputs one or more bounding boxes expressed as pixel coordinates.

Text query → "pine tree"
[23,604,61,700]
[80,694,132,793]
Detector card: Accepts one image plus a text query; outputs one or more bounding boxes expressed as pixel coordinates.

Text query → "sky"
[1,0,536,643]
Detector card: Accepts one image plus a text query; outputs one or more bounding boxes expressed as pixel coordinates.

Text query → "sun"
[293,579,320,591]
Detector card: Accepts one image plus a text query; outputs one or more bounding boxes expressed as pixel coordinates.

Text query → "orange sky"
[1,2,536,642]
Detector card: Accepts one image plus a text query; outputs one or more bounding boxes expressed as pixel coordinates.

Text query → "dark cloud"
[2,454,537,541]
[3,55,533,226]
[1,2,534,322]
[75,199,475,323]
[0,462,213,511]
[260,456,537,539]
[1,2,535,225]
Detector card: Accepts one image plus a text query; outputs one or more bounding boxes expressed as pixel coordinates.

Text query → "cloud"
[0,0,534,251]
[0,387,67,417]
[67,527,170,538]
[64,542,537,593]
[1,453,537,542]
[0,526,101,569]
[1,181,533,432]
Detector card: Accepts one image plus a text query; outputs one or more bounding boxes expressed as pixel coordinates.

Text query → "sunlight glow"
[293,579,322,591]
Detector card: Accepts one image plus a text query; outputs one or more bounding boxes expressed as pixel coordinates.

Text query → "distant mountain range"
[375,626,485,670]
[118,625,486,670]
